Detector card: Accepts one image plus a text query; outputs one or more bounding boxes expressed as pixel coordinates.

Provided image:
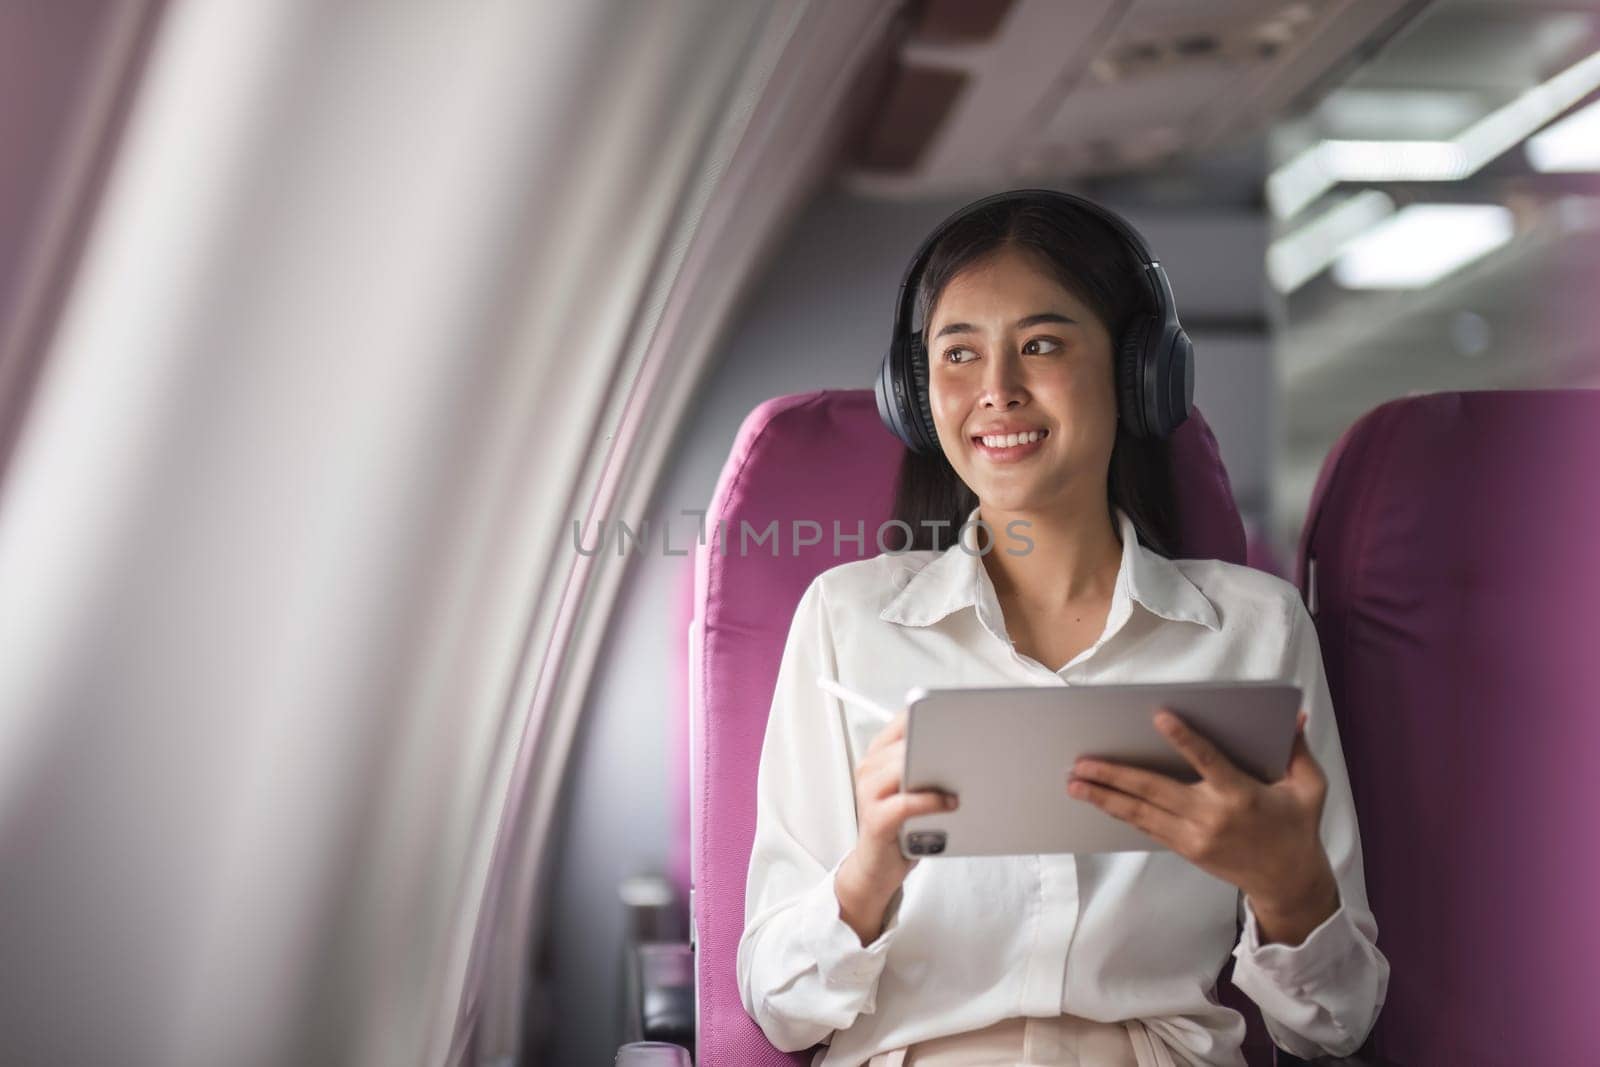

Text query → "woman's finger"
[1284,718,1326,791]
[865,710,908,755]
[1066,779,1183,847]
[855,730,905,780]
[882,790,956,831]
[863,758,905,802]
[854,738,892,778]
[1155,710,1248,790]
[1069,758,1189,819]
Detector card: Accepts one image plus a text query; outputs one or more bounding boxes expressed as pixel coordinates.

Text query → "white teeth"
[978,430,1043,447]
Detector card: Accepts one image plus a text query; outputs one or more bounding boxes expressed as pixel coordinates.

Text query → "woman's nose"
[979,352,1028,409]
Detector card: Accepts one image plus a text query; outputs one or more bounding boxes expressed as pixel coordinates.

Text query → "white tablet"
[898,681,1302,858]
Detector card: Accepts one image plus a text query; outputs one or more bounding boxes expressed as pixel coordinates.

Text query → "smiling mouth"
[970,427,1048,461]
[971,428,1047,448]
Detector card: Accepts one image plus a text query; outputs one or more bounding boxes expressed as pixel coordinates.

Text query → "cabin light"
[1316,89,1485,141]
[1267,145,1337,221]
[1526,97,1600,172]
[1269,48,1600,218]
[1267,190,1395,292]
[1332,204,1514,289]
[1319,140,1472,181]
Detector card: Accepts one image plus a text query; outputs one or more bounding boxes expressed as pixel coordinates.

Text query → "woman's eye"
[944,347,977,364]
[1022,337,1061,355]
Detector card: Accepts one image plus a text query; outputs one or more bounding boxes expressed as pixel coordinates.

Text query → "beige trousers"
[866,1014,1177,1067]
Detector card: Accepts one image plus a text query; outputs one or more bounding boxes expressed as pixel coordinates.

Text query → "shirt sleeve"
[736,577,903,1053]
[1228,594,1391,1059]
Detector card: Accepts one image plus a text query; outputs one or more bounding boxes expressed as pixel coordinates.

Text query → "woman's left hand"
[1067,708,1340,946]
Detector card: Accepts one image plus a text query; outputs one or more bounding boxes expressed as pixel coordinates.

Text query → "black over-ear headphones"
[874,188,1193,454]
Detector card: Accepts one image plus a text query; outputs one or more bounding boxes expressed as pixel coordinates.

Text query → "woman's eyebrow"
[931,312,1077,339]
[1016,312,1077,330]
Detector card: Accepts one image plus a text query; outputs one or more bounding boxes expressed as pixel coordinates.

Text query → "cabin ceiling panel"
[846,0,1429,195]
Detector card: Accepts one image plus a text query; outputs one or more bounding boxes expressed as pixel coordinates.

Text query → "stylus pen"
[816,674,900,720]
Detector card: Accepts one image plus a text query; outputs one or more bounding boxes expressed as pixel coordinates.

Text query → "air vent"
[1091,2,1325,83]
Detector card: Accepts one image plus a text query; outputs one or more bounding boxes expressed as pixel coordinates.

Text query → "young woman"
[737,192,1388,1067]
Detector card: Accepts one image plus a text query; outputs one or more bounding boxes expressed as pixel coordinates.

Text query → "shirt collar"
[879,506,1220,634]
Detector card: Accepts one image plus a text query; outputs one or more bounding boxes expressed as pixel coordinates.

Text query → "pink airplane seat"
[1295,391,1600,1065]
[683,388,1282,1066]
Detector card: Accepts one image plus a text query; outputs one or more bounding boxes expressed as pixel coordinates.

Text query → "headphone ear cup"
[1116,316,1154,438]
[1154,328,1194,437]
[907,336,938,452]
[876,335,937,453]
[875,343,908,448]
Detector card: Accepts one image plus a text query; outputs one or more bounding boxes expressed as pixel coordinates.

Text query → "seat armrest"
[623,940,695,1048]
[618,874,694,1049]
[616,1041,693,1066]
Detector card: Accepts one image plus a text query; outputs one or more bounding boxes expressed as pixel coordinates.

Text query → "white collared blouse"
[736,510,1389,1066]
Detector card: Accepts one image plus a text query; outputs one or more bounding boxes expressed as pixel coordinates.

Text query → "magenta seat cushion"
[1296,390,1600,1065]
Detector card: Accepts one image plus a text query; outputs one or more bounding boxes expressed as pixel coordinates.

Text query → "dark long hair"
[889,196,1179,557]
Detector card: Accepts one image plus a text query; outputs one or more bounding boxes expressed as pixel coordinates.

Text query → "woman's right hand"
[834,710,957,945]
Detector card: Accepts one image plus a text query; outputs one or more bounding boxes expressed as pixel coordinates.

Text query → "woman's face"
[925,245,1119,516]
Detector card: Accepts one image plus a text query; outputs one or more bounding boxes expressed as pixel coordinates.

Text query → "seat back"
[1296,390,1600,1064]
[691,389,1253,1065]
